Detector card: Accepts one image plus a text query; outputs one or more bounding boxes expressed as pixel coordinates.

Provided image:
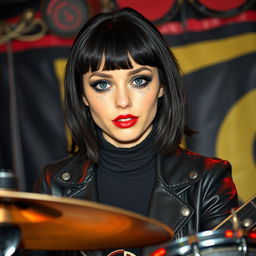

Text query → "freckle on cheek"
[138,90,145,96]
[96,95,106,101]
[137,87,150,96]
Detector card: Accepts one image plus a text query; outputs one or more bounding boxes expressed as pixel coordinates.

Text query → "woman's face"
[82,58,164,148]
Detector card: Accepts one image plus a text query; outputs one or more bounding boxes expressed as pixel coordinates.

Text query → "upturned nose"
[115,87,131,109]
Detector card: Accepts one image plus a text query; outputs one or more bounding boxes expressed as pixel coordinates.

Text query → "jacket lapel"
[148,150,202,232]
[143,150,201,255]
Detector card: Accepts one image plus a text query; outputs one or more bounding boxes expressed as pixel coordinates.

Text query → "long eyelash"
[90,79,109,88]
[132,75,152,88]
[89,80,110,93]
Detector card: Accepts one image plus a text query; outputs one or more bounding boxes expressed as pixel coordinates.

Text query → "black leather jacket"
[34,147,238,256]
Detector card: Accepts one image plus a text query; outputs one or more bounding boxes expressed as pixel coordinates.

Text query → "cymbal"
[0,190,173,250]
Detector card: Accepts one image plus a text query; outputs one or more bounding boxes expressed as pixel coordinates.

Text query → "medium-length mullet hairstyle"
[64,7,186,162]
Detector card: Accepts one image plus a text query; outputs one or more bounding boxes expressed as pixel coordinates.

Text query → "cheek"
[136,88,160,110]
[86,94,110,121]
[134,92,159,125]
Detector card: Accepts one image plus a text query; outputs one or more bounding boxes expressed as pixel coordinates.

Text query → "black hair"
[64,7,186,162]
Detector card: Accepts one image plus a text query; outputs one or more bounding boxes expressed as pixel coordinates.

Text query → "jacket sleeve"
[200,160,239,231]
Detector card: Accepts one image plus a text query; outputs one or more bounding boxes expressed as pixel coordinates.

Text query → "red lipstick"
[112,114,138,128]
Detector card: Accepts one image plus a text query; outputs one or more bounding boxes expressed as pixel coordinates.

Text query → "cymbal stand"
[231,209,248,256]
[0,170,20,256]
[0,224,21,256]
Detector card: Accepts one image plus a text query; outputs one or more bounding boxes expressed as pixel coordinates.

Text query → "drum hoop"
[166,230,256,255]
[188,0,256,18]
[153,0,184,25]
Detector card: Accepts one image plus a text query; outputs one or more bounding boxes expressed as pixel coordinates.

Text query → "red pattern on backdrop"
[1,10,256,53]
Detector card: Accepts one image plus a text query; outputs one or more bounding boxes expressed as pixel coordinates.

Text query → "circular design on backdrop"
[188,0,256,17]
[41,0,90,38]
[113,0,183,24]
[216,89,256,202]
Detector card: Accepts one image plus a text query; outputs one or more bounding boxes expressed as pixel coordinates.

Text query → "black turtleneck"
[96,128,157,216]
[96,129,157,255]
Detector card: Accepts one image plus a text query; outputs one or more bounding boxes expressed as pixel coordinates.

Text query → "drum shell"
[152,230,256,256]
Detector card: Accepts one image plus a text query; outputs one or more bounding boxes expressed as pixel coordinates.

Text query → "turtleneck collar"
[97,127,156,174]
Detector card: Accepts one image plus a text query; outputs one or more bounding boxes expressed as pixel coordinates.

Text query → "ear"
[158,86,164,98]
[82,95,89,106]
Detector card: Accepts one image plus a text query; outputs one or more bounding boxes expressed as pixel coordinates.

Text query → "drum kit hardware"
[151,229,256,256]
[150,196,256,256]
[0,170,173,256]
[0,170,255,256]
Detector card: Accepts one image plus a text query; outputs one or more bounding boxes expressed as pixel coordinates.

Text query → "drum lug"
[188,235,202,256]
[80,250,88,256]
[238,236,248,256]
[191,243,202,256]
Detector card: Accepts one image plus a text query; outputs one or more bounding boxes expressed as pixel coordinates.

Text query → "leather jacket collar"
[51,148,201,235]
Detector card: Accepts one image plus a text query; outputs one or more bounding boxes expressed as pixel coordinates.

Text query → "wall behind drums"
[0,0,255,202]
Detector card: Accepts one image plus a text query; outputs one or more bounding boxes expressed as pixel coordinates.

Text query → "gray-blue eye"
[132,76,152,87]
[134,77,144,85]
[90,80,111,93]
[97,81,109,89]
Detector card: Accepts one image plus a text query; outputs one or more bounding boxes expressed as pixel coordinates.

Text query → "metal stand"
[0,225,21,256]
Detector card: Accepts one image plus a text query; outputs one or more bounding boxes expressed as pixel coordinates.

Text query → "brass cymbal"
[0,190,173,250]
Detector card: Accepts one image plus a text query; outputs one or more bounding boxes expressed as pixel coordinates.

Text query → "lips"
[112,114,139,128]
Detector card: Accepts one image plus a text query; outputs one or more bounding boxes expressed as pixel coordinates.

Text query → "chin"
[110,131,146,147]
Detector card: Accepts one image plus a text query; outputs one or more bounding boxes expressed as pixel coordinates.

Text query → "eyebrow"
[89,67,152,79]
[128,67,152,75]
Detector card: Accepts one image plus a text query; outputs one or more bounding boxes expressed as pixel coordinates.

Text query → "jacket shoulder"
[159,147,232,190]
[33,154,88,194]
[43,155,77,174]
[178,147,231,171]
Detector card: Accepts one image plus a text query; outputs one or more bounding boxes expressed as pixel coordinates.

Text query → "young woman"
[34,7,238,256]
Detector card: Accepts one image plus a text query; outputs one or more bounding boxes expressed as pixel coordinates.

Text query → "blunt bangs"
[75,14,163,76]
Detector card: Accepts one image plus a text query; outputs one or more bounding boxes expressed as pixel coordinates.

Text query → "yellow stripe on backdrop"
[172,32,256,75]
[216,89,256,202]
[54,59,72,151]
[54,59,66,103]
[172,33,256,202]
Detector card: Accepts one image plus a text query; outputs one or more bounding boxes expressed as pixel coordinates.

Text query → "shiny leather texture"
[33,147,238,256]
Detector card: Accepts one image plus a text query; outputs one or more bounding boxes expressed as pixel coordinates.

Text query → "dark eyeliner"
[89,80,110,93]
[132,75,152,88]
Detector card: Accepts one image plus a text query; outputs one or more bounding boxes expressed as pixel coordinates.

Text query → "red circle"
[52,3,82,30]
[115,0,176,22]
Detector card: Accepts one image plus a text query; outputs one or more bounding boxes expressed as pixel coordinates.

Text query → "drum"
[188,0,256,18]
[151,230,256,256]
[112,0,182,25]
[41,0,101,38]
